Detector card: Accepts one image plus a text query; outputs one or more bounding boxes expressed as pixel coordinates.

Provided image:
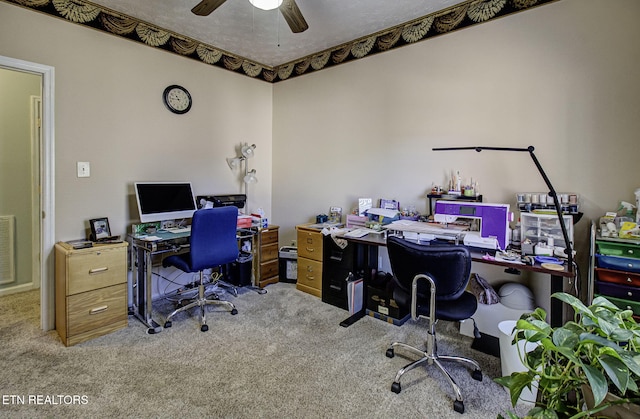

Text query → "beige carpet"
[0,283,528,418]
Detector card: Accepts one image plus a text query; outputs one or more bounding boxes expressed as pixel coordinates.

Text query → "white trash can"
[498,320,538,405]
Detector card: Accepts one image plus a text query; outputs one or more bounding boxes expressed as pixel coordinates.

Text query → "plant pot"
[582,385,640,419]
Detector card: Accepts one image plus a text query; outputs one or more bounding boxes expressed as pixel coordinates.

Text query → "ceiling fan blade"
[192,0,228,16]
[279,0,308,33]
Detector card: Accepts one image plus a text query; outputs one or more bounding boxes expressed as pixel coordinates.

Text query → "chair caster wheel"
[391,382,401,394]
[231,308,238,315]
[200,324,209,332]
[386,348,395,358]
[454,400,465,414]
[472,369,482,381]
[164,321,172,328]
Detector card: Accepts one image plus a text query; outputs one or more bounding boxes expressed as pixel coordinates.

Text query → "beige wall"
[0,2,273,243]
[1,0,639,296]
[0,68,40,288]
[273,0,640,280]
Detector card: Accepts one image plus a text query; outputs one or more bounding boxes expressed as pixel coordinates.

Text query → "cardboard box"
[367,284,408,320]
[237,215,252,228]
[366,309,411,326]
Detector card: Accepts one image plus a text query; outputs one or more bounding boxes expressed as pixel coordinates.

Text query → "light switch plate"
[77,161,90,178]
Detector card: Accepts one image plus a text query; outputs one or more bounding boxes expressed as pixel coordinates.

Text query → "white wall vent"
[0,215,16,285]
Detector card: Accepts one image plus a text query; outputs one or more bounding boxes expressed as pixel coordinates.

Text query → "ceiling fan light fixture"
[249,0,283,11]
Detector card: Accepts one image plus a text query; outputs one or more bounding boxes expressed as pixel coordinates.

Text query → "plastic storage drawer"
[596,281,640,302]
[595,254,640,273]
[596,241,640,259]
[597,294,640,317]
[595,267,640,287]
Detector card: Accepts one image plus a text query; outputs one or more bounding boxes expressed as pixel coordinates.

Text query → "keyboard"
[165,226,191,234]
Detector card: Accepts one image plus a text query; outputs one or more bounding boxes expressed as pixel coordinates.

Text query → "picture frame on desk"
[89,217,111,241]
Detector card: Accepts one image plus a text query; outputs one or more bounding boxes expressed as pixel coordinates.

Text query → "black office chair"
[385,235,482,414]
[162,206,239,332]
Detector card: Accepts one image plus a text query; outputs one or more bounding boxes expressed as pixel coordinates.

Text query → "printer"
[197,194,246,209]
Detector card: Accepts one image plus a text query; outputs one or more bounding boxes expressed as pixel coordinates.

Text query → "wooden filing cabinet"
[296,224,323,298]
[257,225,279,288]
[55,241,128,346]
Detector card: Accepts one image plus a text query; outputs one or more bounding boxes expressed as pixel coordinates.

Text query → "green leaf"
[553,292,592,317]
[609,327,635,343]
[528,406,559,419]
[583,363,608,406]
[599,354,630,394]
[579,332,621,352]
[504,372,534,407]
[620,352,640,377]
[552,326,580,349]
[592,295,624,311]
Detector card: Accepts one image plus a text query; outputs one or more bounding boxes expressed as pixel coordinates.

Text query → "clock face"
[163,85,192,114]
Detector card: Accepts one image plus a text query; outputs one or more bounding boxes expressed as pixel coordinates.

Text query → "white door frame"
[0,55,55,331]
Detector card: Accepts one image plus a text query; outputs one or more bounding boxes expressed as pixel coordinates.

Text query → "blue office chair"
[162,206,239,332]
[385,236,482,414]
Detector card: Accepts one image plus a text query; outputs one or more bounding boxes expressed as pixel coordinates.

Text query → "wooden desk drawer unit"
[297,257,323,297]
[296,225,324,297]
[298,228,323,261]
[66,284,127,337]
[55,242,128,346]
[257,226,280,288]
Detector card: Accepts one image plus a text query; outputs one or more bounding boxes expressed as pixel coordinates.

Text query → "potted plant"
[496,292,640,418]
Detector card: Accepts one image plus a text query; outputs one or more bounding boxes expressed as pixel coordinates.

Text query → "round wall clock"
[163,85,192,114]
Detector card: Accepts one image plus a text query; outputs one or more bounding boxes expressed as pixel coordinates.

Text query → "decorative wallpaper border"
[3,0,559,83]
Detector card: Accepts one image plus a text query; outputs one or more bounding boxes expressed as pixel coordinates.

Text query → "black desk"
[337,232,574,328]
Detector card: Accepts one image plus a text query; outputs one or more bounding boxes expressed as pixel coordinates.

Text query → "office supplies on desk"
[344,228,383,238]
[366,207,400,225]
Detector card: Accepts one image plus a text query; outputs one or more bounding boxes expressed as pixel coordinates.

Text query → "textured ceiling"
[84,0,464,67]
[4,0,554,82]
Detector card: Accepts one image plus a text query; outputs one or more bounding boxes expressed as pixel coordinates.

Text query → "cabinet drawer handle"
[305,247,314,252]
[89,267,109,274]
[306,275,315,280]
[90,305,108,314]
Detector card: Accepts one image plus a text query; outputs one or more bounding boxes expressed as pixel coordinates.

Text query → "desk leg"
[339,242,377,328]
[132,246,162,334]
[550,274,564,328]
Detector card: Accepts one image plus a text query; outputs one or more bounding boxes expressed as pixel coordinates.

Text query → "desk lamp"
[432,145,574,273]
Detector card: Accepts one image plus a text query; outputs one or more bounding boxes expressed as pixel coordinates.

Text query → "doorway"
[0,56,55,331]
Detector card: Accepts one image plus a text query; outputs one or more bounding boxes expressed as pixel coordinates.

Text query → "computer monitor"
[134,182,197,223]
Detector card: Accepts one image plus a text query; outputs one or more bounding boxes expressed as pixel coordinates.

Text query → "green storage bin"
[597,294,640,316]
[596,240,640,259]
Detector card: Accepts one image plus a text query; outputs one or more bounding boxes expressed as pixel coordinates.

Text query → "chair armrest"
[411,273,436,322]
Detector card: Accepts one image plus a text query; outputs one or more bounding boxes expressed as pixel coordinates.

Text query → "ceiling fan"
[192,0,309,33]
